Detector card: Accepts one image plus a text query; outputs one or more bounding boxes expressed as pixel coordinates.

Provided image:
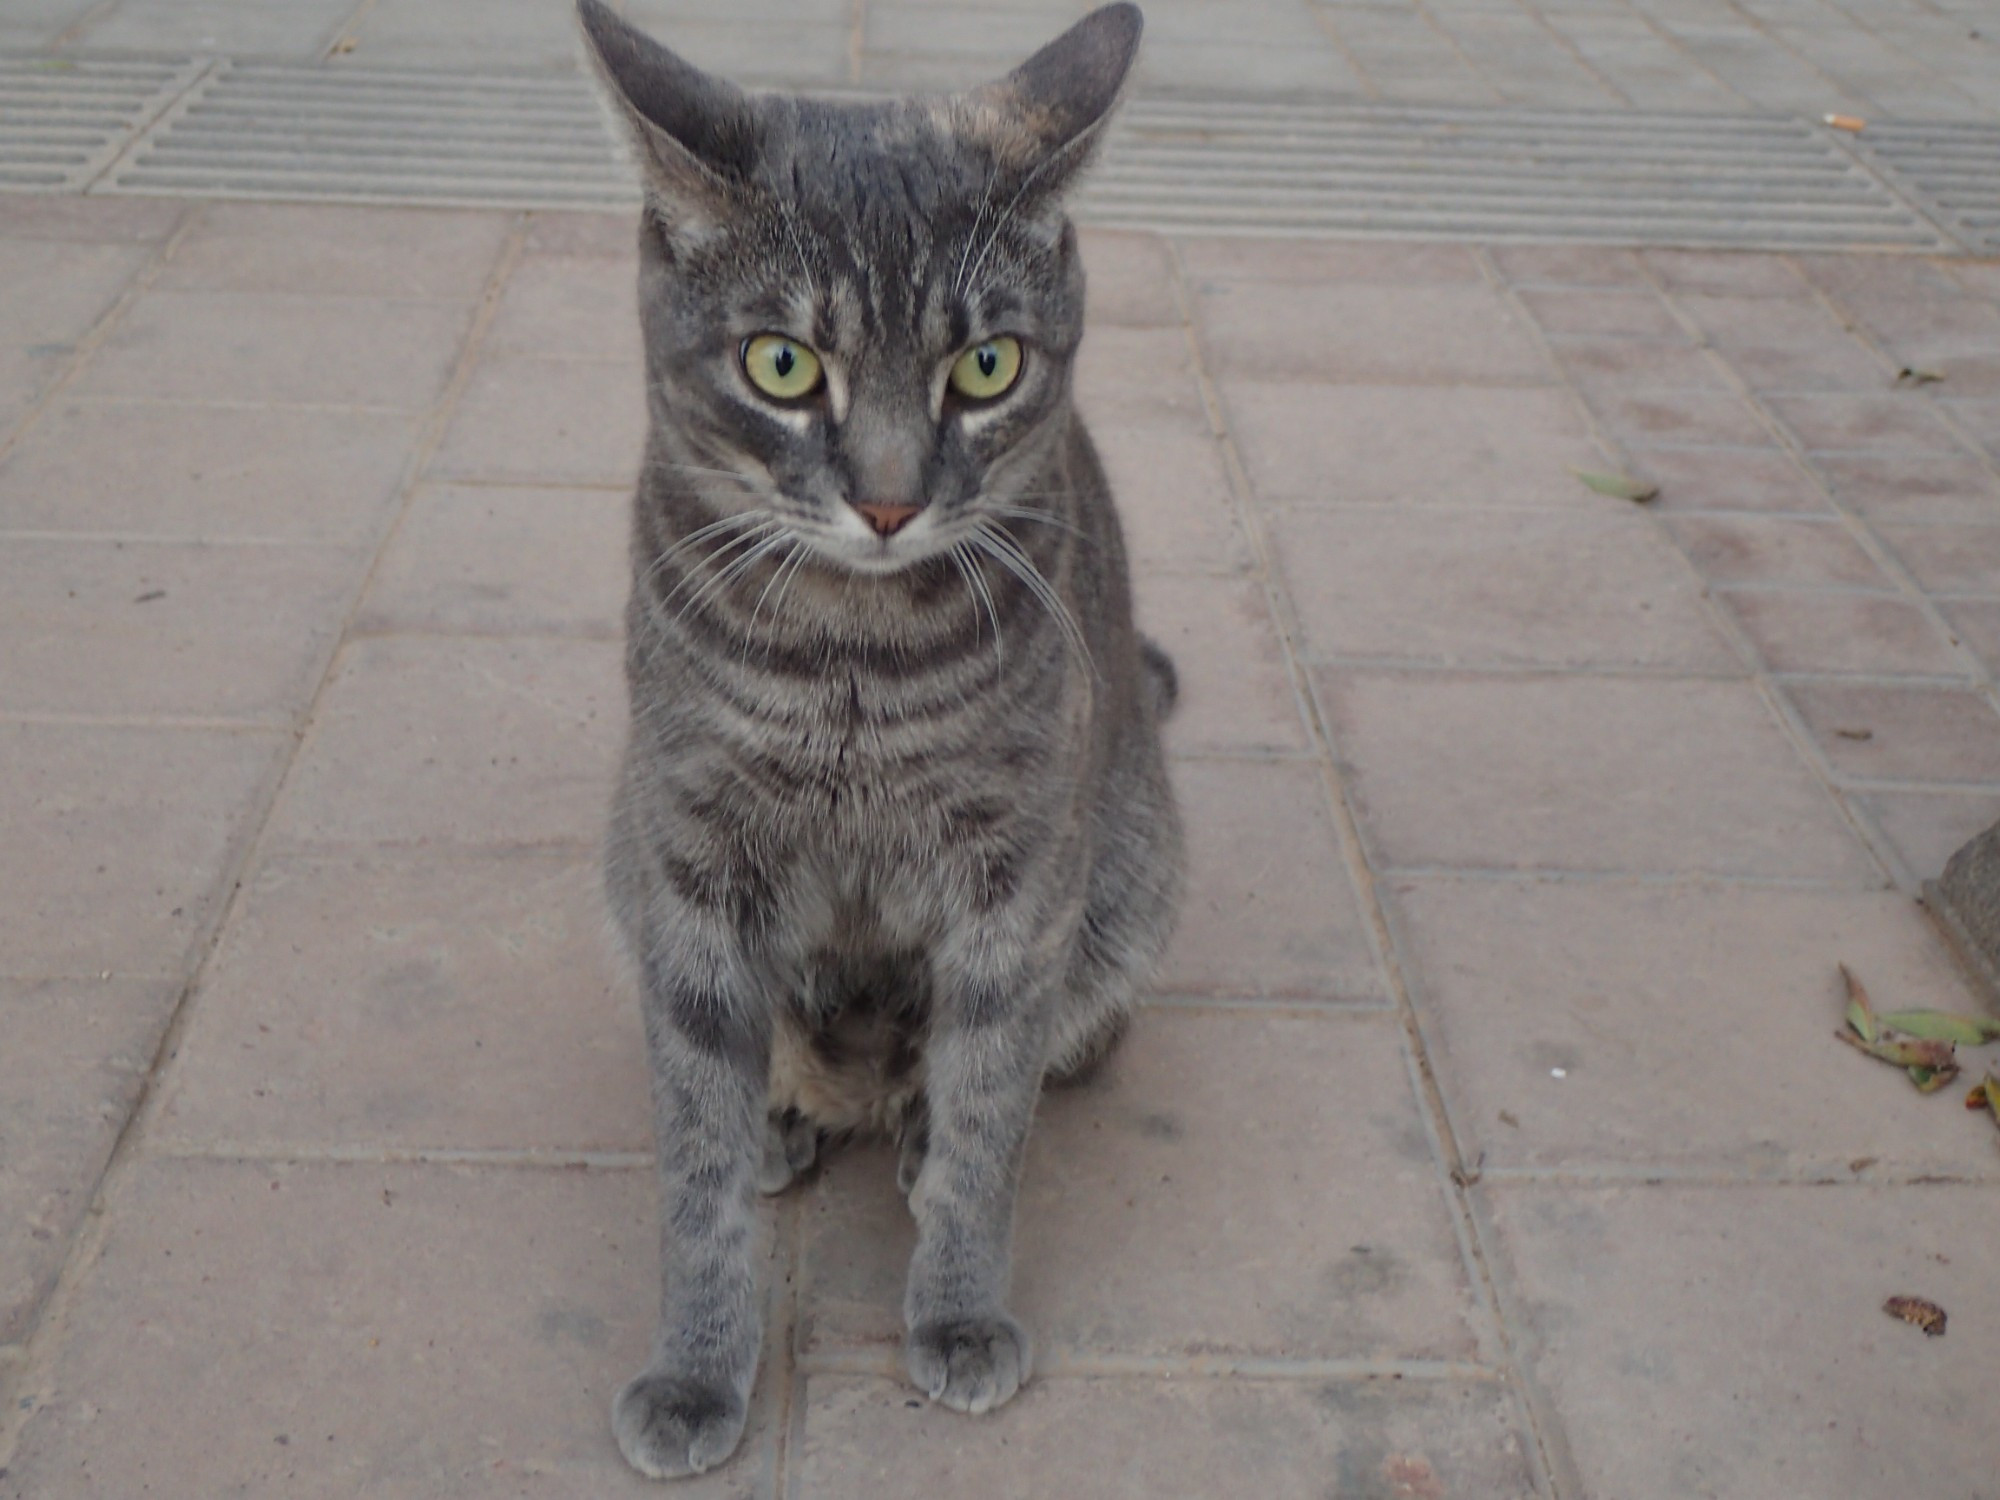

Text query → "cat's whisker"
[953,542,1004,673]
[986,504,1084,539]
[973,520,1095,680]
[644,512,777,601]
[675,531,792,626]
[747,534,805,643]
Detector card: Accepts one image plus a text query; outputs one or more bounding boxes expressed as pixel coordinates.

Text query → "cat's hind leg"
[757,1107,819,1195]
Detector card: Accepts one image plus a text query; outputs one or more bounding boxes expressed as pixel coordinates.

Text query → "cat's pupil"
[977,347,998,378]
[773,345,795,378]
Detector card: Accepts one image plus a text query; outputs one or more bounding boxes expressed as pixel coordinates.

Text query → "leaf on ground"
[1825,113,1868,132]
[1969,1072,2000,1131]
[1836,1027,1958,1079]
[1840,963,1878,1042]
[1884,1295,1947,1336]
[1895,367,1945,386]
[1877,1009,2000,1046]
[1910,1064,1955,1093]
[1570,467,1659,503]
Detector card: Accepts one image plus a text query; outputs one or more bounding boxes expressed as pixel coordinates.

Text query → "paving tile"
[76,292,472,410]
[1486,1184,2000,1500]
[1718,337,1889,392]
[0,400,419,543]
[1763,391,1964,453]
[1175,238,1483,285]
[67,0,354,52]
[1394,879,1997,1176]
[1812,448,2000,525]
[1516,288,1683,339]
[1856,788,2000,877]
[268,636,623,848]
[1268,506,1735,671]
[1673,291,1849,349]
[1942,396,2000,460]
[0,723,284,976]
[1940,598,2000,679]
[1723,589,1964,675]
[1877,521,2000,595]
[801,1011,1481,1361]
[1487,244,1647,287]
[0,978,177,1344]
[1635,445,1829,513]
[0,196,183,245]
[0,239,149,351]
[1641,248,1809,296]
[1316,670,1876,879]
[1585,387,1775,447]
[1221,380,1600,507]
[1786,681,2000,783]
[1548,337,1727,393]
[523,212,640,259]
[1194,282,1550,383]
[1159,758,1385,999]
[486,254,644,362]
[0,539,363,720]
[1666,513,1892,588]
[156,204,512,299]
[356,484,627,638]
[1077,229,1179,327]
[1093,420,1252,574]
[794,1375,1537,1499]
[0,1159,776,1500]
[1075,326,1209,428]
[1131,574,1310,754]
[429,354,648,485]
[158,849,644,1154]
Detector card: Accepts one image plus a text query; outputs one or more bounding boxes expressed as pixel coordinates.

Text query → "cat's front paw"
[905,1314,1032,1415]
[612,1370,747,1479]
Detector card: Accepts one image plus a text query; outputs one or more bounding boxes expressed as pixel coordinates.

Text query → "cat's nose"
[853,502,920,537]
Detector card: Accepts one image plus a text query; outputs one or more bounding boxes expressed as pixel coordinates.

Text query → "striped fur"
[579,1,1178,1477]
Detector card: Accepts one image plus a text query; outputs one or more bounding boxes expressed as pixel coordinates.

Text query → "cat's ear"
[961,3,1142,200]
[577,0,762,243]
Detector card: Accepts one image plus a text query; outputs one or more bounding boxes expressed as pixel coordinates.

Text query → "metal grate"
[1848,120,2000,253]
[0,54,206,192]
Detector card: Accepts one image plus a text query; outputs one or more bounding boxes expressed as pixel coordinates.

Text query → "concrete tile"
[158,849,644,1154]
[1674,291,1849,348]
[1585,387,1775,448]
[157,204,512,299]
[1159,758,1385,999]
[0,196,183,244]
[1488,244,1647,287]
[77,292,472,410]
[1077,229,1179,327]
[1075,326,1209,428]
[1642,248,1809,296]
[1131,574,1310,755]
[1517,288,1683,339]
[1941,397,2000,460]
[523,212,640,259]
[1764,391,1964,453]
[1857,788,2000,878]
[1395,879,1997,1175]
[1194,282,1550,383]
[430,355,649,486]
[268,636,623,849]
[1723,589,1965,675]
[1093,421,1252,575]
[0,539,363,720]
[68,0,354,53]
[356,484,627,638]
[1722,338,1894,393]
[1269,506,1736,671]
[1487,1184,2000,1500]
[1222,381,1600,507]
[0,723,284,976]
[1787,681,2000,783]
[800,1011,1483,1362]
[1548,337,1727,393]
[1941,598,2000,678]
[0,400,418,543]
[1317,670,1876,879]
[0,239,149,350]
[1636,445,1829,513]
[1134,40,1360,93]
[486,255,643,362]
[0,1159,774,1499]
[1176,238,1483,285]
[1878,522,2000,596]
[796,1374,1537,1500]
[0,978,177,1344]
[1666,514,1892,588]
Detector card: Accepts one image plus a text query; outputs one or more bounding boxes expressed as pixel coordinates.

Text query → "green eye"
[949,336,1023,402]
[742,334,823,401]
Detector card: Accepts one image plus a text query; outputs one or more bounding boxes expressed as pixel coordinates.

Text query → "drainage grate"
[0,54,206,192]
[1084,99,1943,250]
[100,61,638,208]
[1848,120,2000,253]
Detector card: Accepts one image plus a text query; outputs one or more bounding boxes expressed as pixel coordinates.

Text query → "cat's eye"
[948,336,1024,402]
[741,334,824,402]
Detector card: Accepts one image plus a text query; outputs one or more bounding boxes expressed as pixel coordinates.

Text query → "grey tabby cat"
[578,0,1182,1478]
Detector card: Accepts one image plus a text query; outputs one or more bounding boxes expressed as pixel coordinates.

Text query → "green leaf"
[1878,1009,2000,1046]
[1911,1065,1955,1093]
[1840,964,1877,1042]
[1836,1028,1958,1073]
[1570,467,1659,503]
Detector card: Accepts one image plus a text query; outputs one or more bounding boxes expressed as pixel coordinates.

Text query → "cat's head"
[579,0,1141,575]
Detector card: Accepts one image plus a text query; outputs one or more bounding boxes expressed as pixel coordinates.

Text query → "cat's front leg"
[901,934,1056,1415]
[614,918,771,1480]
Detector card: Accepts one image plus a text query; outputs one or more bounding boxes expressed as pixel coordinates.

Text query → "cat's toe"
[612,1371,747,1479]
[905,1314,1031,1415]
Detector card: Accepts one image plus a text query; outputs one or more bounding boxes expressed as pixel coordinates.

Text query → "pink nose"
[854,502,920,537]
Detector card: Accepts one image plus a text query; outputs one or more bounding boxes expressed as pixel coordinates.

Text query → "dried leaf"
[1965,1081,1989,1109]
[1834,727,1874,741]
[328,35,358,54]
[1877,1009,2000,1046]
[1836,1027,1958,1075]
[1895,367,1945,386]
[1971,1071,2000,1131]
[1884,1295,1946,1336]
[1825,113,1868,132]
[1570,467,1659,503]
[1840,964,1877,1043]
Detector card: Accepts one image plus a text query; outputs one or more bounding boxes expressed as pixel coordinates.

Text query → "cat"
[577,0,1183,1478]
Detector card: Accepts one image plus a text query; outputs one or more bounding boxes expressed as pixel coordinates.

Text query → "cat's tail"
[1139,636,1180,721]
